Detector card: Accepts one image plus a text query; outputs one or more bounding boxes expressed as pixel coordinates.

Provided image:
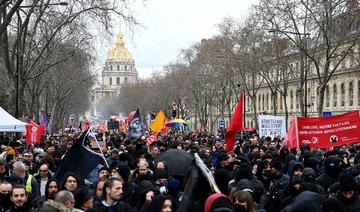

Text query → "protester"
[8,184,34,212]
[33,178,59,208]
[11,161,40,199]
[73,187,94,211]
[94,177,134,211]
[0,181,12,211]
[34,164,52,196]
[60,172,79,192]
[6,116,360,212]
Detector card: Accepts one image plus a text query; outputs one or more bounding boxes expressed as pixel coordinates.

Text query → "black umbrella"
[154,149,193,176]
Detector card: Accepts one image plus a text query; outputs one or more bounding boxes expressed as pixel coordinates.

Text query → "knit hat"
[302,167,316,182]
[339,172,357,192]
[236,179,254,193]
[217,152,229,162]
[98,166,110,175]
[153,169,169,181]
[114,162,131,182]
[204,193,233,212]
[74,187,94,209]
[271,160,283,172]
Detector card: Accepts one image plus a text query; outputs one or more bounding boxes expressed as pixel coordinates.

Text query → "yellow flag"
[149,110,166,133]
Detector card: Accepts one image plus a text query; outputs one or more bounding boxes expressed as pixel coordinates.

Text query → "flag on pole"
[26,121,44,145]
[128,108,144,139]
[149,110,167,133]
[54,130,103,182]
[39,111,48,132]
[225,91,244,152]
[283,118,297,150]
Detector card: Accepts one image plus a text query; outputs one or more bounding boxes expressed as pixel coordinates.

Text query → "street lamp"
[14,1,68,118]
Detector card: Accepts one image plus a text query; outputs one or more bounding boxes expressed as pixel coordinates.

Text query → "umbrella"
[154,149,193,176]
[165,118,188,128]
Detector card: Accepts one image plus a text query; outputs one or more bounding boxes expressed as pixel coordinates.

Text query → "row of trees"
[119,0,360,131]
[0,0,140,131]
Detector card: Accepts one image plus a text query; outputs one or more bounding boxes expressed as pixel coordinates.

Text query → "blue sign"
[323,111,332,117]
[219,119,225,127]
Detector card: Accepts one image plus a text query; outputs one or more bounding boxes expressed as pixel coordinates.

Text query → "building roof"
[107,32,134,63]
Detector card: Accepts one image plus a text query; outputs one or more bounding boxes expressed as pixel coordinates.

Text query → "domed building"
[91,32,138,116]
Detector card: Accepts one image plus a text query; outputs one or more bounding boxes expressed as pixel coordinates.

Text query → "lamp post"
[14,1,68,118]
[267,28,310,117]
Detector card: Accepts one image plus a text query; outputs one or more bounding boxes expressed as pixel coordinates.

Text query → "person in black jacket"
[94,177,135,212]
[7,184,34,212]
[33,178,59,209]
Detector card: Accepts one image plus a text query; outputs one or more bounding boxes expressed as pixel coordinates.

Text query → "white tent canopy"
[0,107,27,132]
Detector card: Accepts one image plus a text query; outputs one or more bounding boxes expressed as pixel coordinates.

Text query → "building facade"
[90,32,138,116]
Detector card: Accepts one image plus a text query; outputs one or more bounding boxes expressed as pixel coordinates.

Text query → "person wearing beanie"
[300,167,325,195]
[317,156,342,191]
[332,172,360,211]
[204,193,234,212]
[98,166,110,182]
[270,159,289,190]
[153,169,169,186]
[73,187,94,212]
[323,172,360,212]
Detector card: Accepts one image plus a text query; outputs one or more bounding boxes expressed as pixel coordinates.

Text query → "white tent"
[0,107,27,132]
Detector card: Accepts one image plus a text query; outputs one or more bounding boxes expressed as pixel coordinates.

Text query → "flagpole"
[89,129,110,168]
[295,116,299,150]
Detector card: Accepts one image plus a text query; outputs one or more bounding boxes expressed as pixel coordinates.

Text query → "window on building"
[290,90,294,110]
[91,96,94,102]
[333,84,337,107]
[124,65,127,71]
[124,77,128,83]
[116,77,120,85]
[280,95,283,110]
[349,81,354,106]
[265,93,269,110]
[296,91,299,109]
[262,94,265,111]
[341,83,345,107]
[326,86,330,107]
[117,65,119,71]
[109,78,112,85]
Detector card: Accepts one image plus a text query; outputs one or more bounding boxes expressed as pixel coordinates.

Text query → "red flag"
[146,132,158,146]
[26,121,44,145]
[284,118,298,150]
[225,91,244,152]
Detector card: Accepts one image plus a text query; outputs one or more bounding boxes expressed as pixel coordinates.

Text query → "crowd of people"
[0,129,360,212]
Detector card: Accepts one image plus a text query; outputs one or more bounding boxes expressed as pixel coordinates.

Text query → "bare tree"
[258,0,360,116]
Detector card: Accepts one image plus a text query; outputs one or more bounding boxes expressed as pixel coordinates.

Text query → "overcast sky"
[99,0,259,79]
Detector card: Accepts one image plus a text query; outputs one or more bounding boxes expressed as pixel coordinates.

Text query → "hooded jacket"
[38,200,71,212]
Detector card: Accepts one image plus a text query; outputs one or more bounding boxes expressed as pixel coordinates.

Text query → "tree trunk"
[317,85,326,117]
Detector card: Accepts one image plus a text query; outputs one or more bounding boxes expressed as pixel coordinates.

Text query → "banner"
[258,115,286,139]
[296,111,360,149]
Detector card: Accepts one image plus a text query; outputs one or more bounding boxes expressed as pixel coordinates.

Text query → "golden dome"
[107,32,134,62]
